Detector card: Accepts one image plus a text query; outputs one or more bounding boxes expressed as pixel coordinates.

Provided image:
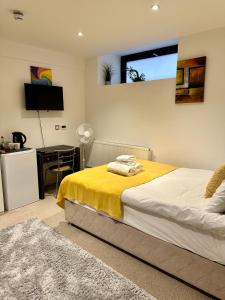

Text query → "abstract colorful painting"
[30,66,52,85]
[175,57,206,104]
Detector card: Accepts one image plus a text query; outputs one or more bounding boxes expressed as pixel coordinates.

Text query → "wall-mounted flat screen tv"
[24,83,64,111]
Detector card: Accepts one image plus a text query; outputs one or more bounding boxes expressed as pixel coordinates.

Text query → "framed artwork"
[30,66,52,85]
[176,69,184,85]
[175,56,206,104]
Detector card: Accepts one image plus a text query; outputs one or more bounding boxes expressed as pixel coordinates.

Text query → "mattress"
[123,205,225,265]
[65,167,225,264]
[122,168,225,237]
[70,199,225,265]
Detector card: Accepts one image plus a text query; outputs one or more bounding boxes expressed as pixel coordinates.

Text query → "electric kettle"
[12,132,27,148]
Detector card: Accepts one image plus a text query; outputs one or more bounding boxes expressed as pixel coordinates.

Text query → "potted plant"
[126,66,146,82]
[102,64,114,85]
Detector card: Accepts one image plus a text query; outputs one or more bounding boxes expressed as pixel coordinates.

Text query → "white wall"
[85,27,225,170]
[0,39,85,148]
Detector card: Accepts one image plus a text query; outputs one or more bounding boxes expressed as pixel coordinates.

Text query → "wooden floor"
[0,196,211,300]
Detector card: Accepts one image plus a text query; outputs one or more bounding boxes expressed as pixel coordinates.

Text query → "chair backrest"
[54,147,76,171]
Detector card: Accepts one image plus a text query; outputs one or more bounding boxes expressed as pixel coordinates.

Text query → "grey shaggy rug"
[0,219,155,300]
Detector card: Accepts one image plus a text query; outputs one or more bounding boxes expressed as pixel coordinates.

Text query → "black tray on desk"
[0,147,31,154]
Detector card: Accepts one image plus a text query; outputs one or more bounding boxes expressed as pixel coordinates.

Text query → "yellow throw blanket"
[57,160,177,219]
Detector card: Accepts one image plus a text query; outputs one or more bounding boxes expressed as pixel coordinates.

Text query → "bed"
[58,161,225,299]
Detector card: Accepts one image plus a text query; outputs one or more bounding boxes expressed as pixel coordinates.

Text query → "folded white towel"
[107,161,142,177]
[134,162,143,171]
[118,161,136,166]
[116,155,136,163]
[118,161,143,169]
[107,162,137,176]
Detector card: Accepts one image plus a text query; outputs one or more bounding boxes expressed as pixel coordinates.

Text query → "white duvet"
[122,168,225,237]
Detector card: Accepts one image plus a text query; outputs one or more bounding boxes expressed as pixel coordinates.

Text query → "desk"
[36,145,80,199]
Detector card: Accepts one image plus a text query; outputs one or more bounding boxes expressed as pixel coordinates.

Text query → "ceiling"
[0,0,225,57]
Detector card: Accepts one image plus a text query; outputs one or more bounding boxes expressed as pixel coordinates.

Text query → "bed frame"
[65,200,225,299]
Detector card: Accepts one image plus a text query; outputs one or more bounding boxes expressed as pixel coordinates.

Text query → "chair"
[45,147,76,196]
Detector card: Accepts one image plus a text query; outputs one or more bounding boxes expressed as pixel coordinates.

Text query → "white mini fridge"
[1,149,39,210]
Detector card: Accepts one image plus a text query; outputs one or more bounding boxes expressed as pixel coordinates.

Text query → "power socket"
[55,125,66,130]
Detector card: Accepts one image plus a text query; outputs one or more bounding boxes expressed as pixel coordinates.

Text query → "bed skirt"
[65,200,225,299]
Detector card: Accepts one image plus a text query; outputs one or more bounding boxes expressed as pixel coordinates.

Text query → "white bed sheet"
[70,199,225,265]
[122,168,225,237]
[123,205,225,265]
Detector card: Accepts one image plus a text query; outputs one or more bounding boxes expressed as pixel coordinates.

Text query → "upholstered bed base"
[65,200,225,299]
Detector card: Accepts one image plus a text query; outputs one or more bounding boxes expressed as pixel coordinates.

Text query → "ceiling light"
[151,4,160,11]
[12,9,24,21]
[77,32,84,37]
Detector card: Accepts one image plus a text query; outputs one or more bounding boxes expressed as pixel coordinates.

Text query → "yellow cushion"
[205,164,225,198]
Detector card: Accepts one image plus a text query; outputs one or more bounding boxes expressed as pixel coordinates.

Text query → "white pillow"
[205,180,225,213]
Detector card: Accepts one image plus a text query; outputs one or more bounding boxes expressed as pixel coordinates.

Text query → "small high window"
[121,45,178,84]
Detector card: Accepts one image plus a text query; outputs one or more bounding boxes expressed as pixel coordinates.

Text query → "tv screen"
[24,83,64,111]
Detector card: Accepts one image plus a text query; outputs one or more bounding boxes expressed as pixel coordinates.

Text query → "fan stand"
[80,143,86,170]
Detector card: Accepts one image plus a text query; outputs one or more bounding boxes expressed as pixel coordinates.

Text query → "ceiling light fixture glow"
[151,4,160,11]
[77,32,84,37]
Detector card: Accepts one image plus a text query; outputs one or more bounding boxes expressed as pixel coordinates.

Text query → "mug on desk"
[14,143,20,150]
[8,143,20,150]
